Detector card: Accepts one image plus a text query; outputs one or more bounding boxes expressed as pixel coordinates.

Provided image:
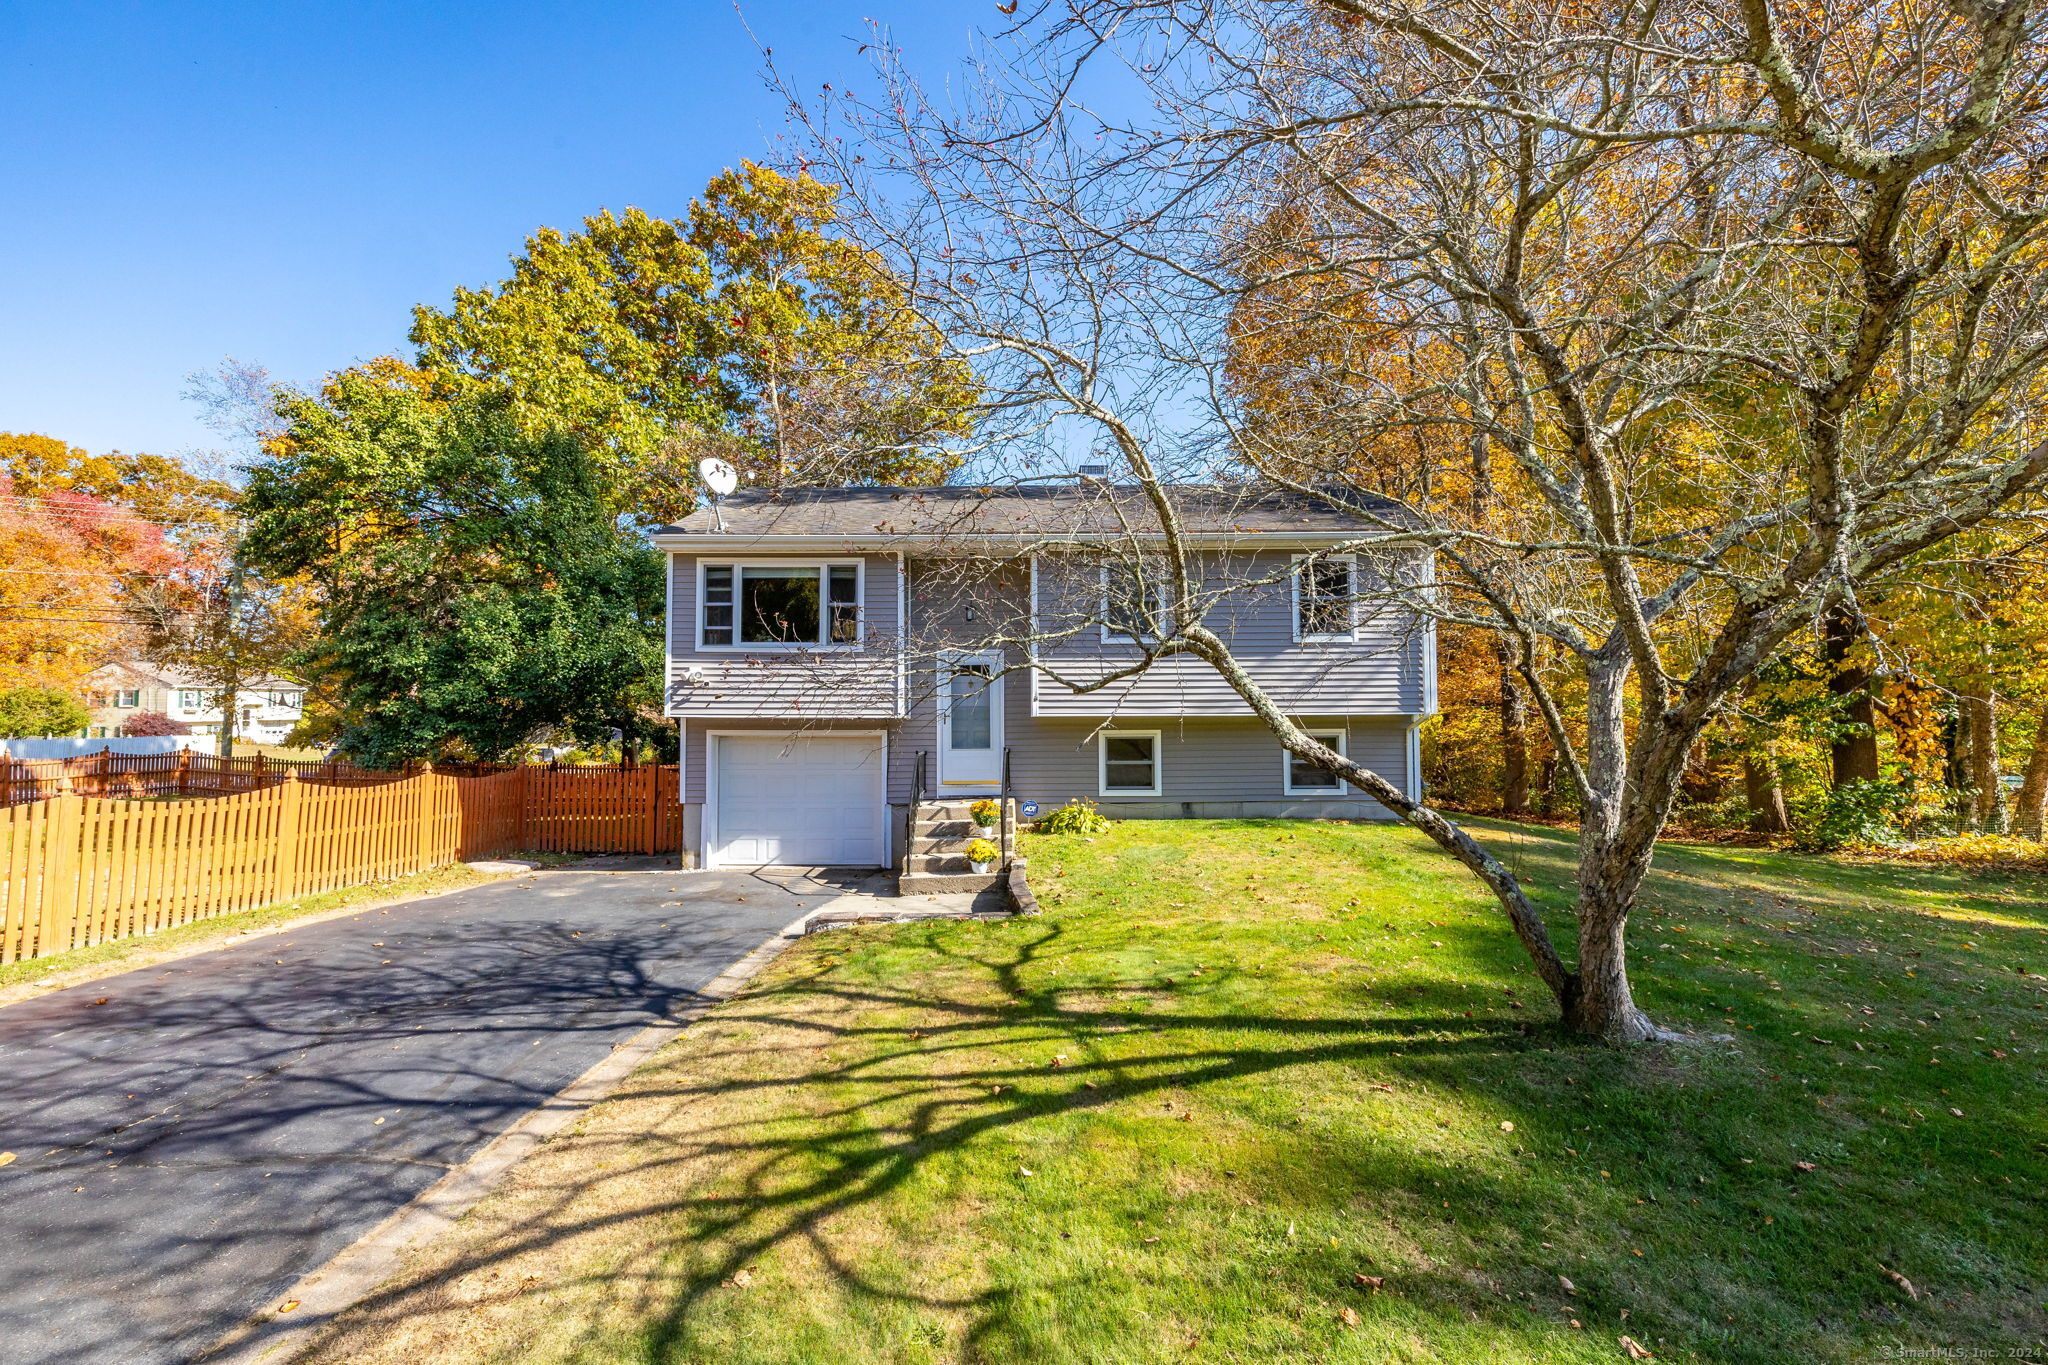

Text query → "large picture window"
[699,562,861,648]
[1293,555,1357,641]
[1099,729,1162,796]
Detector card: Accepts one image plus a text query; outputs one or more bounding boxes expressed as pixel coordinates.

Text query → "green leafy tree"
[242,402,664,764]
[0,688,91,738]
[400,162,973,517]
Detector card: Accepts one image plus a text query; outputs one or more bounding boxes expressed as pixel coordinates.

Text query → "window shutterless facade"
[1283,729,1348,795]
[698,560,862,649]
[1098,729,1163,796]
[1292,554,1358,642]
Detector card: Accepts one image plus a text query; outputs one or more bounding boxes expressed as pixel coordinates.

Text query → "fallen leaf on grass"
[727,1268,755,1288]
[1019,1166,1036,1178]
[1352,1274,1384,1292]
[1558,1274,1575,1294]
[1880,1265,1919,1300]
[1620,1335,1654,1360]
[1793,1161,1817,1173]
[1336,1307,1361,1327]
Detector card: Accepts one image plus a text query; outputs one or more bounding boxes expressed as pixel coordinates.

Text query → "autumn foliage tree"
[0,473,184,695]
[804,0,2048,1042]
[389,162,976,519]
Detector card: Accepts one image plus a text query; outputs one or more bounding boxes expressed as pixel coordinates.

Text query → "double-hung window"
[1101,562,1170,642]
[699,561,861,648]
[179,690,201,711]
[1099,729,1162,796]
[1283,729,1348,795]
[1294,555,1357,642]
[115,689,140,708]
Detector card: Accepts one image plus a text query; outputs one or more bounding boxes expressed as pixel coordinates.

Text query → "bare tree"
[784,0,2048,1041]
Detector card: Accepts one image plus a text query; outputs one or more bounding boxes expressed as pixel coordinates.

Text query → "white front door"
[710,733,886,867]
[936,651,1003,792]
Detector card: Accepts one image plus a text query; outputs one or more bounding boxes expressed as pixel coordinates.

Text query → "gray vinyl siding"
[1005,715,1412,817]
[665,552,902,718]
[677,712,1412,820]
[1028,551,1427,717]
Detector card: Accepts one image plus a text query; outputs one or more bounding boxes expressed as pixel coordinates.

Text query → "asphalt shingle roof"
[660,483,1415,538]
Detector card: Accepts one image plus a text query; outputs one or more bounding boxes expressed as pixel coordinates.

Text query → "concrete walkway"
[0,859,896,1365]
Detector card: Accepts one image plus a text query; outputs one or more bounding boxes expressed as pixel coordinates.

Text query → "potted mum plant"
[968,798,1002,838]
[965,838,1000,874]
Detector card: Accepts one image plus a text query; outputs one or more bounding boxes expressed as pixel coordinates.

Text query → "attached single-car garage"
[707,732,887,868]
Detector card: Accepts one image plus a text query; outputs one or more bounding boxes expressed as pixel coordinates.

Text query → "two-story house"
[654,482,1435,883]
[84,663,306,745]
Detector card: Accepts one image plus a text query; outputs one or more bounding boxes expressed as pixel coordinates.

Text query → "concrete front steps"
[898,798,1009,896]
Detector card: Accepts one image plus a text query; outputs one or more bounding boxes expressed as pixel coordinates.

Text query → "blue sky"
[0,1,984,460]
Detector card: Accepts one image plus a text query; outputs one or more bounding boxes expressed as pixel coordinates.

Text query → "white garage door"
[710,734,887,867]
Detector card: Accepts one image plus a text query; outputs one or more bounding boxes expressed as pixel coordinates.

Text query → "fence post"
[41,795,83,958]
[275,776,303,903]
[516,766,531,852]
[178,747,191,797]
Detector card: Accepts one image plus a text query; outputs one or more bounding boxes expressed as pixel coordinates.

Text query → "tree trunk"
[2014,703,2048,840]
[1744,749,1791,833]
[1560,881,1663,1043]
[1822,605,1880,786]
[1948,703,1973,829]
[1967,691,2006,833]
[1496,641,1530,815]
[1499,642,1531,810]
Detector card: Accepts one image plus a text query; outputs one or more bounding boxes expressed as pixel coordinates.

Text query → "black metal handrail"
[1000,745,1014,867]
[912,749,929,811]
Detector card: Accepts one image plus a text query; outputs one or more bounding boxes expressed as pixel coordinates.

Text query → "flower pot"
[975,825,997,839]
[970,861,993,874]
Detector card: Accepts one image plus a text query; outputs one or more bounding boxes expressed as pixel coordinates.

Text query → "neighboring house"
[83,663,306,745]
[653,483,1436,879]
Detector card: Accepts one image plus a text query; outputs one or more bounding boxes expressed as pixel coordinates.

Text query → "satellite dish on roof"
[697,457,739,531]
[698,457,739,497]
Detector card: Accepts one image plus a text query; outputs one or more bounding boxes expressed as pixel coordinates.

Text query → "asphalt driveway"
[0,858,868,1365]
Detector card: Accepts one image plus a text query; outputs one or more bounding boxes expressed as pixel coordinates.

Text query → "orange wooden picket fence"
[1,750,404,804]
[0,765,681,964]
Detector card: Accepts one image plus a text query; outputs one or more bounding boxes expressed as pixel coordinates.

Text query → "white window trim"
[1282,728,1349,796]
[695,557,866,652]
[1291,553,1360,644]
[1098,564,1171,643]
[1098,728,1163,797]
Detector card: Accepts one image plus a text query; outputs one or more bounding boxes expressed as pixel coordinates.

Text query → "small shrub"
[965,838,1000,865]
[1036,798,1112,836]
[1793,777,1908,852]
[121,710,191,737]
[968,798,1003,828]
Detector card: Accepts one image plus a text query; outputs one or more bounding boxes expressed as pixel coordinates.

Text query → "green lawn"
[302,819,2047,1365]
